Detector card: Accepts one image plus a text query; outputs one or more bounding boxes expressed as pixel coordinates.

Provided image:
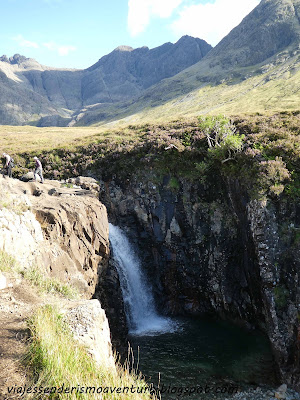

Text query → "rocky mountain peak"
[9,54,29,65]
[0,54,37,66]
[206,0,300,68]
[0,55,9,63]
[114,45,134,52]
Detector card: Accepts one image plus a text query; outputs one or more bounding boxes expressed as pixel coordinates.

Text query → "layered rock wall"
[0,176,109,297]
[99,173,300,388]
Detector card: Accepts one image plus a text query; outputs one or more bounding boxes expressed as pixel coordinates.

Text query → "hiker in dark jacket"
[33,156,44,183]
[2,153,13,178]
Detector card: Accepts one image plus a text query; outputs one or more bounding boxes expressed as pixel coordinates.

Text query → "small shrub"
[198,115,244,163]
[168,177,180,191]
[274,285,289,309]
[258,157,291,196]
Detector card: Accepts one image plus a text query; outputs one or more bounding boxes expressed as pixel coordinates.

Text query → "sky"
[1,0,260,69]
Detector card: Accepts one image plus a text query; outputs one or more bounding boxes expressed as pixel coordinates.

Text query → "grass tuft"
[21,266,79,299]
[0,250,17,272]
[0,250,78,299]
[24,305,156,399]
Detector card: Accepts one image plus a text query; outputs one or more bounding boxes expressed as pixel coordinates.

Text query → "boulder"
[275,384,287,399]
[20,172,41,182]
[63,300,116,370]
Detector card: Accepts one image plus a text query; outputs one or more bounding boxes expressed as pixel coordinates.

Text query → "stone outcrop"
[98,172,300,389]
[206,0,300,69]
[63,299,116,370]
[0,176,109,297]
[0,177,123,390]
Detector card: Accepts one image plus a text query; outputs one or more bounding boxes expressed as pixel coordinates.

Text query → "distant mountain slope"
[77,0,300,126]
[209,0,300,68]
[82,36,211,105]
[131,0,300,104]
[0,36,212,125]
[1,0,300,126]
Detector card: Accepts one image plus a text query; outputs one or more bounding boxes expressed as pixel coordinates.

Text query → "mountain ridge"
[0,35,212,125]
[86,0,300,126]
[1,0,300,126]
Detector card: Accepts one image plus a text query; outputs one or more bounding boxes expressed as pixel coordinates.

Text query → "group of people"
[2,153,44,183]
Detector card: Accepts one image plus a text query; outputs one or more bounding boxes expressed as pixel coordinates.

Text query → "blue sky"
[1,0,259,69]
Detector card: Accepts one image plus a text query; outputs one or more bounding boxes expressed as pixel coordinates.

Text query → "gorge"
[0,0,300,396]
[1,113,300,399]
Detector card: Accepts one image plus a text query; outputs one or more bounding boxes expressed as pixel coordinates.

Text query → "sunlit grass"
[109,69,300,127]
[0,250,16,272]
[0,250,78,299]
[24,305,156,400]
[20,266,79,299]
[0,125,140,155]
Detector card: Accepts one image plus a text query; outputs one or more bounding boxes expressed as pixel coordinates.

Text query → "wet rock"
[275,384,287,399]
[98,172,300,388]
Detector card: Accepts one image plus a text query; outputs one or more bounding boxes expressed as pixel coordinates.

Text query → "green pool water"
[129,317,276,399]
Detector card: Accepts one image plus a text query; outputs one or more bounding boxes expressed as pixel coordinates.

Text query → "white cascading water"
[109,223,176,336]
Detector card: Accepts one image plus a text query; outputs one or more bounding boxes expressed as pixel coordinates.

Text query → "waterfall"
[109,223,176,336]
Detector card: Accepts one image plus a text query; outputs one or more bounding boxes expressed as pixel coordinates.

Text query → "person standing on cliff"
[2,152,13,178]
[33,156,44,183]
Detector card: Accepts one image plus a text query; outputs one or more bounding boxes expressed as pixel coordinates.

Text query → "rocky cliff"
[0,175,109,297]
[0,175,123,395]
[123,0,300,121]
[98,171,300,390]
[206,0,300,69]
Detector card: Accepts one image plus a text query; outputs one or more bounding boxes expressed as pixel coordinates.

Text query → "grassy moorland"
[0,125,126,154]
[0,111,299,200]
[123,69,300,125]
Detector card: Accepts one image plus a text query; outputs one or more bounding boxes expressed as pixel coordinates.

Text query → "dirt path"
[0,275,43,400]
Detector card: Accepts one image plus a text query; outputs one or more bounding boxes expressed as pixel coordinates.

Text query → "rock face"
[83,36,212,104]
[0,176,109,297]
[99,173,300,389]
[0,176,126,378]
[94,256,128,350]
[0,36,211,125]
[207,0,300,68]
[128,0,300,116]
[63,299,116,370]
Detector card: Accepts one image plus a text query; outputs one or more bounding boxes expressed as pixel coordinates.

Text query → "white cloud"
[13,34,39,49]
[43,41,76,56]
[57,45,76,56]
[171,0,260,46]
[128,0,184,36]
[43,41,56,51]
